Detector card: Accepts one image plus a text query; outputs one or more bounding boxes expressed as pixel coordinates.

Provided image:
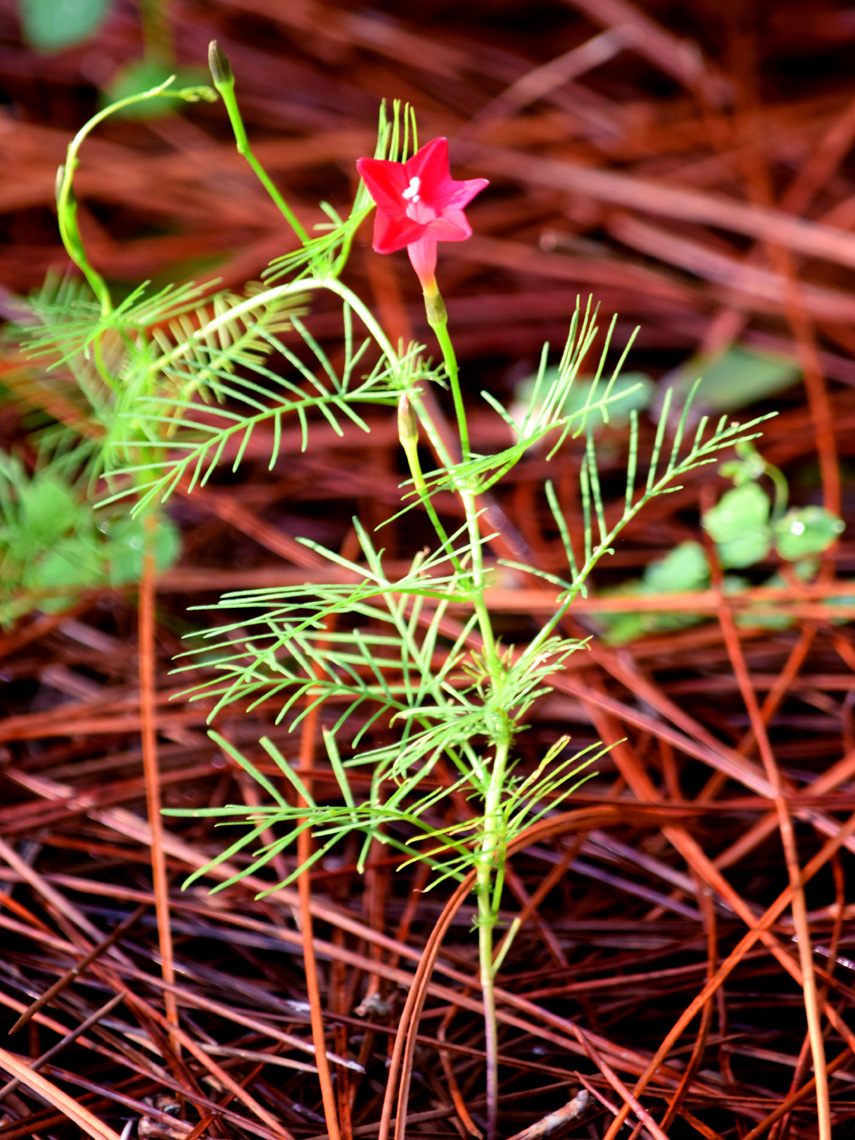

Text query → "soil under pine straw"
[1,1,855,1137]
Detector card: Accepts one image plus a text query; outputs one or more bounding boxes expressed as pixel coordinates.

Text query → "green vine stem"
[56,78,216,320]
[208,42,310,245]
[397,394,464,575]
[423,282,470,460]
[54,76,216,394]
[420,277,514,1139]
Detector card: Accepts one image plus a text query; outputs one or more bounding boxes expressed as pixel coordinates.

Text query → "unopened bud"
[208,41,234,88]
[397,393,419,449]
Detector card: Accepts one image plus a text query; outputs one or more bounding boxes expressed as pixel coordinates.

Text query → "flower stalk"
[208,41,310,245]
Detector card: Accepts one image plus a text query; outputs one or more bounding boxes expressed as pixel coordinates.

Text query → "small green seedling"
[595,441,846,643]
[0,451,180,627]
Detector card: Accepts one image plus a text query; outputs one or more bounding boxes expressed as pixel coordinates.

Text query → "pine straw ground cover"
[1,1,855,1138]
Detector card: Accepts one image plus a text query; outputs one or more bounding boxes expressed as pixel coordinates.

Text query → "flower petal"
[424,211,473,242]
[356,157,409,212]
[406,137,453,202]
[442,177,490,210]
[406,237,438,291]
[372,209,425,254]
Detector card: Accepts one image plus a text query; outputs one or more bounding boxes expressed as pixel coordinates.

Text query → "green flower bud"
[398,393,419,449]
[208,41,234,89]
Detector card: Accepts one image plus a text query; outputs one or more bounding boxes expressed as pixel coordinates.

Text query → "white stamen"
[402,176,421,201]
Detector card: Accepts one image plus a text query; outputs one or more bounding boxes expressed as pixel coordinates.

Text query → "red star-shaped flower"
[356,138,488,291]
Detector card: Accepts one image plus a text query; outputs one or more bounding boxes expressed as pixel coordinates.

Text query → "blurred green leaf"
[0,448,181,626]
[18,474,83,547]
[703,483,772,567]
[703,483,770,543]
[597,541,712,644]
[106,512,182,584]
[715,530,772,569]
[644,540,709,594]
[667,345,800,413]
[19,0,111,52]
[735,607,794,632]
[825,590,855,626]
[772,506,845,560]
[736,559,817,630]
[600,611,649,645]
[719,442,769,485]
[27,535,104,600]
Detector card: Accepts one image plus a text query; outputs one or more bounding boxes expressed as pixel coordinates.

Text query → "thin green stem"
[54,75,216,402]
[155,277,384,369]
[766,463,789,521]
[491,914,522,977]
[400,301,521,1140]
[399,400,464,575]
[330,223,362,278]
[57,78,215,319]
[55,174,110,319]
[402,296,513,1140]
[208,42,310,245]
[422,288,498,665]
[419,274,510,1138]
[465,491,499,673]
[477,867,500,1140]
[424,286,470,460]
[474,733,510,1140]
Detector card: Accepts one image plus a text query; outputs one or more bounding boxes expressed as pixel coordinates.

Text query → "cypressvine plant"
[22,43,778,1140]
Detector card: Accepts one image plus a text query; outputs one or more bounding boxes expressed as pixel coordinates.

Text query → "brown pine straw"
[589,705,851,1135]
[8,905,145,1036]
[438,1008,483,1138]
[296,627,342,1140]
[758,856,845,1140]
[31,908,298,1139]
[729,29,841,528]
[377,804,690,1140]
[6,583,855,1135]
[571,1029,671,1140]
[120,992,297,1140]
[0,1048,123,1140]
[376,799,855,1140]
[0,993,125,1102]
[139,516,179,1043]
[3,774,851,1134]
[711,557,831,1140]
[600,807,855,1140]
[655,870,717,1134]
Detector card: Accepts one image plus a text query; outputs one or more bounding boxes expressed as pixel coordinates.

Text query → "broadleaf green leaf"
[772,506,844,560]
[644,540,709,594]
[666,345,800,413]
[19,0,111,52]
